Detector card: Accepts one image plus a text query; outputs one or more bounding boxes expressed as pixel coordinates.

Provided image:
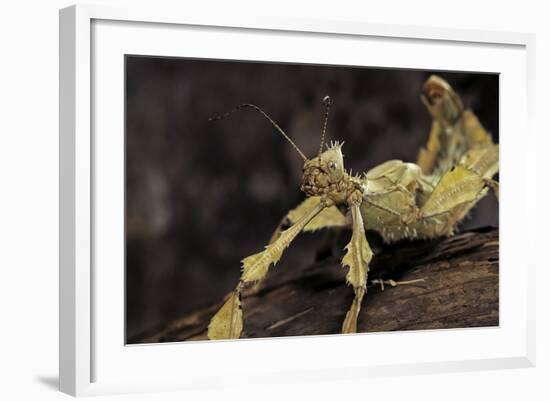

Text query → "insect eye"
[329,162,337,170]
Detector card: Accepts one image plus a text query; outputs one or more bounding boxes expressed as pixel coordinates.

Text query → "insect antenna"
[209,103,307,161]
[318,95,331,159]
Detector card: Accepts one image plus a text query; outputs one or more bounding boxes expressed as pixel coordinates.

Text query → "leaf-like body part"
[241,201,325,283]
[417,121,442,174]
[342,287,365,334]
[463,110,493,147]
[341,205,370,334]
[422,75,464,126]
[304,206,348,232]
[459,144,499,179]
[420,166,486,217]
[286,196,348,232]
[342,204,372,290]
[207,291,243,340]
[241,244,284,282]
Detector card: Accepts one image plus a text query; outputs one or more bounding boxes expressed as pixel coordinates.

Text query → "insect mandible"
[207,75,499,339]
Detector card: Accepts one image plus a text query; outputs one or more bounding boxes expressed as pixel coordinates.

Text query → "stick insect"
[207,75,499,339]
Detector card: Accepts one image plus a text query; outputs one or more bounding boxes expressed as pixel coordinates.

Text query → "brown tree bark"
[130,227,498,343]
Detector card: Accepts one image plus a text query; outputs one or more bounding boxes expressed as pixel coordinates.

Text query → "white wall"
[0,0,547,400]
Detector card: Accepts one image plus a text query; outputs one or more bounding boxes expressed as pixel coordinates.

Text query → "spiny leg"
[268,196,349,245]
[208,200,327,340]
[341,202,373,334]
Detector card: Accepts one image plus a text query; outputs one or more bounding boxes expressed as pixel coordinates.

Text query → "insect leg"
[269,196,349,244]
[417,120,442,174]
[208,200,327,340]
[341,202,373,334]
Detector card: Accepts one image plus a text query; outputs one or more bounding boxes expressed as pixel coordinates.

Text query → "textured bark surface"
[129,227,499,344]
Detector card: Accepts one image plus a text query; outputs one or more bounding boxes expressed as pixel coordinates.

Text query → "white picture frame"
[59,3,536,397]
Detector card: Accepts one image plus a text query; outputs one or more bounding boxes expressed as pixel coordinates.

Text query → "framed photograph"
[59,4,536,396]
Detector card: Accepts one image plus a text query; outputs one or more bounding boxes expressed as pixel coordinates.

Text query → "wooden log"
[129,227,499,343]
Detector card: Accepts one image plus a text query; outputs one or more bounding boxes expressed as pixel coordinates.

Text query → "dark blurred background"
[125,56,499,341]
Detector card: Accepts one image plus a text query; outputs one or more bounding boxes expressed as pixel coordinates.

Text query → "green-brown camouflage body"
[207,75,499,340]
